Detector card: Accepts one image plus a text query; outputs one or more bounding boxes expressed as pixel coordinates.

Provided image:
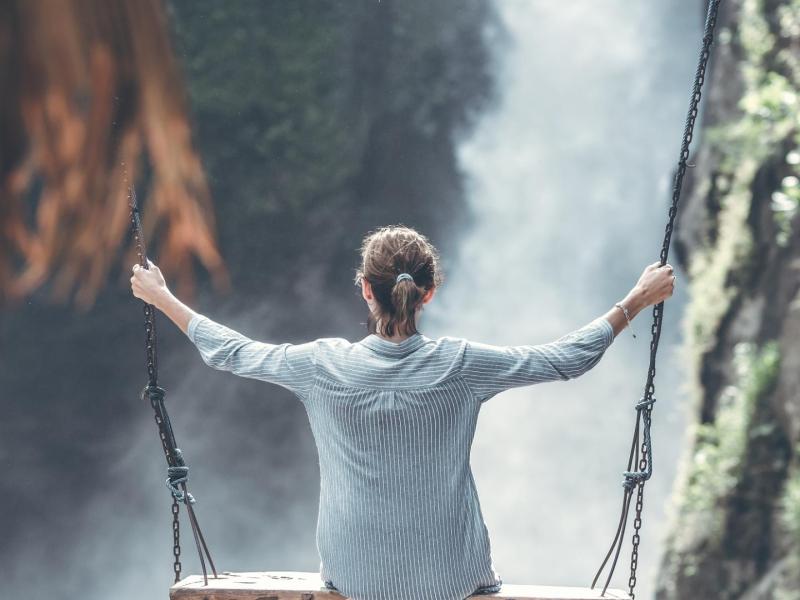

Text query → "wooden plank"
[169,571,632,599]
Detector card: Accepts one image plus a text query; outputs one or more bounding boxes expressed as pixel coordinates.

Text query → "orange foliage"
[0,0,229,309]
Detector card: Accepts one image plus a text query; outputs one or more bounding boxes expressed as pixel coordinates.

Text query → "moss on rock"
[657,1,800,597]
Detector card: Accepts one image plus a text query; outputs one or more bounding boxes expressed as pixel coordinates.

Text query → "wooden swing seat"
[169,571,632,599]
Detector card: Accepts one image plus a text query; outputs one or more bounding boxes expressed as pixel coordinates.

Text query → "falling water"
[424,2,704,598]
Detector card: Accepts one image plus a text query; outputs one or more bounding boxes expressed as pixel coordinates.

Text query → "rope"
[621,397,656,491]
[167,465,196,504]
[590,1,723,597]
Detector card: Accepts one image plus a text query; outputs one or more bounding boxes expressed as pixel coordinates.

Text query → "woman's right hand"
[633,261,676,307]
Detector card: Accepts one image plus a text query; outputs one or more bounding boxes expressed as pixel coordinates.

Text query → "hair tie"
[396,272,414,284]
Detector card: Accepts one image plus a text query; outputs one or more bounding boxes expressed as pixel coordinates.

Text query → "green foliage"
[168,1,359,216]
[681,341,781,543]
[781,456,800,556]
[777,0,800,80]
[772,170,800,246]
[774,555,800,600]
[704,0,800,248]
[167,0,495,220]
[684,185,754,360]
[683,0,799,387]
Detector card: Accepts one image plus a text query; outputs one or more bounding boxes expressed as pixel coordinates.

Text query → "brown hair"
[354,224,444,337]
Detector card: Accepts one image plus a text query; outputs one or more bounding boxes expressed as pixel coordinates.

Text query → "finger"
[132,264,140,273]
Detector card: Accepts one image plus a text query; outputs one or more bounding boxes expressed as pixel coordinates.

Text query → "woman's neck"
[376,332,417,343]
[373,318,418,343]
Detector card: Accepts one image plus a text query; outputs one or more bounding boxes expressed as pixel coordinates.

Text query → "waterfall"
[424,2,704,597]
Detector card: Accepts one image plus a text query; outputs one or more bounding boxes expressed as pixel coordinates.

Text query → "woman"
[130,224,675,600]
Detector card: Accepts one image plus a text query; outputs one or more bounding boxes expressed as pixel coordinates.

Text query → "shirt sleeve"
[186,313,317,402]
[460,316,615,403]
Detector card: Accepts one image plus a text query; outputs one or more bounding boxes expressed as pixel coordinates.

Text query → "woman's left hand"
[130,258,170,307]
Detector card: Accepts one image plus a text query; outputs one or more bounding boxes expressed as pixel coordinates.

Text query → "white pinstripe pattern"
[187,314,615,600]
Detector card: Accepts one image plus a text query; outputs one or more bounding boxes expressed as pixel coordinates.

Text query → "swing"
[127,2,723,598]
[169,572,631,599]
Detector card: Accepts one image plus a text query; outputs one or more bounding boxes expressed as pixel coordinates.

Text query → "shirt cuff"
[596,316,615,348]
[187,313,207,344]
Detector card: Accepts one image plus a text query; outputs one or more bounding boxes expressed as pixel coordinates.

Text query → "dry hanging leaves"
[0,0,229,309]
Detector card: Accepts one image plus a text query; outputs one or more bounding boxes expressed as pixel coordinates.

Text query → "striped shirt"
[186,313,616,600]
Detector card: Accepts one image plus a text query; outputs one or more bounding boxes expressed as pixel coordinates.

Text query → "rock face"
[656,1,800,599]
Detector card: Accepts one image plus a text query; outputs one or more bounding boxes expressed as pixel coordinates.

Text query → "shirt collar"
[358,332,428,357]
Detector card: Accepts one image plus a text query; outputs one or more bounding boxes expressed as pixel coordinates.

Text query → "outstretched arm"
[461,261,676,403]
[461,316,616,403]
[130,259,317,400]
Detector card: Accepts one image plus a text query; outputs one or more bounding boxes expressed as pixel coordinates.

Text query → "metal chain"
[129,185,158,387]
[128,181,217,586]
[148,386,184,581]
[591,1,722,597]
[129,183,184,579]
[172,498,182,582]
[627,410,649,597]
[626,4,721,597]
[144,302,158,387]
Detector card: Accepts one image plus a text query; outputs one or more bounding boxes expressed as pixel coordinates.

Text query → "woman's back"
[310,333,496,600]
[187,313,614,600]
